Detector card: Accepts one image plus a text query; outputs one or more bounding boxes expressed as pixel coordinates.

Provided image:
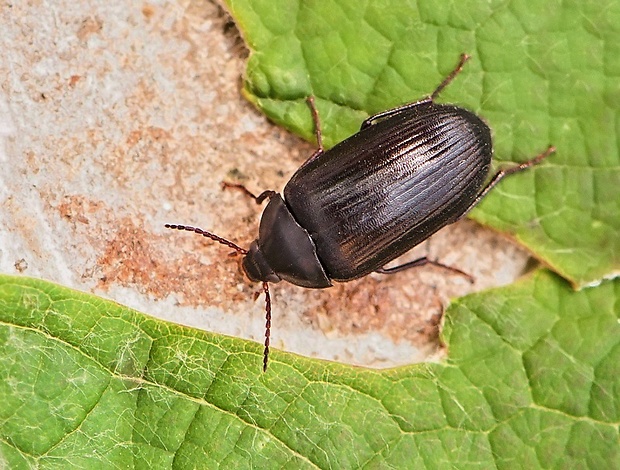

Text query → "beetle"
[166,54,555,371]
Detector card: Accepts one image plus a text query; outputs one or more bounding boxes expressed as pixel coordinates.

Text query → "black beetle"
[167,54,554,371]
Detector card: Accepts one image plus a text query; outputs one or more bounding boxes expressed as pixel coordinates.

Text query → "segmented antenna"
[165,223,273,372]
[165,224,248,254]
[262,281,271,372]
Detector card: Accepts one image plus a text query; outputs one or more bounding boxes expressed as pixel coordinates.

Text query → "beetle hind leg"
[376,257,474,283]
[459,145,556,219]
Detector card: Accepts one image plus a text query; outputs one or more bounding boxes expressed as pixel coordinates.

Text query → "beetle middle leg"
[360,53,471,129]
[376,257,474,283]
[306,96,324,152]
[430,53,470,101]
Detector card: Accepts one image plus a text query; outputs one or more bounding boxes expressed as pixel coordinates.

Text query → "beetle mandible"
[167,54,555,371]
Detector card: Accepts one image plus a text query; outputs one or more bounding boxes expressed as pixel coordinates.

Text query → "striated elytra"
[167,54,555,371]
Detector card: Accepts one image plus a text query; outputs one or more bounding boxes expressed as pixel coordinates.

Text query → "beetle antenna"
[431,53,471,101]
[262,281,271,372]
[166,223,273,372]
[165,224,248,255]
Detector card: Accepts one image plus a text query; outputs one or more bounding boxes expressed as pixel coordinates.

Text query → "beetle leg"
[376,257,474,283]
[360,53,471,129]
[253,190,277,204]
[221,182,277,205]
[295,97,325,172]
[430,53,470,101]
[306,96,324,151]
[459,145,556,219]
[360,97,432,129]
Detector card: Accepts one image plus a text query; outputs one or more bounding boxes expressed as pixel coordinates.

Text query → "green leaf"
[1,273,618,468]
[224,0,620,287]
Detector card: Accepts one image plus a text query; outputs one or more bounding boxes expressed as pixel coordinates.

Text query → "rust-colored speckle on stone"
[420,311,444,344]
[51,194,251,307]
[126,130,143,147]
[97,215,252,307]
[124,126,170,147]
[142,4,156,20]
[77,17,103,41]
[68,75,81,87]
[58,195,104,225]
[305,271,447,348]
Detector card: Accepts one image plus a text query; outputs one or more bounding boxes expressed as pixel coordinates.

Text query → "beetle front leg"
[221,182,276,205]
[221,95,331,207]
[459,145,556,219]
[376,257,474,283]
